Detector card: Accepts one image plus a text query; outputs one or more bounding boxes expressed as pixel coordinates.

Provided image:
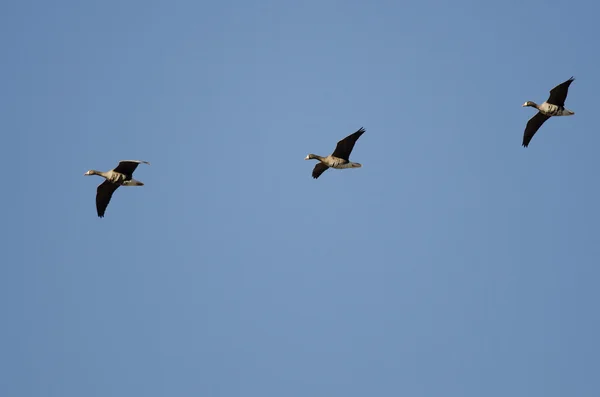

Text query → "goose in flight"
[522,77,575,147]
[305,127,365,179]
[84,160,150,218]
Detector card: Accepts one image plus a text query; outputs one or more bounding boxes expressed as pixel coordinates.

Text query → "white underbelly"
[331,162,353,169]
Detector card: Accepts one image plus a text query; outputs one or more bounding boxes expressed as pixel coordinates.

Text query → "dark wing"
[96,180,120,218]
[312,163,330,179]
[331,127,365,160]
[112,160,149,177]
[546,77,574,107]
[523,112,551,147]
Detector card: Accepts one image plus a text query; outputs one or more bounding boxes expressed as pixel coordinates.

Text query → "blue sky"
[2,0,600,395]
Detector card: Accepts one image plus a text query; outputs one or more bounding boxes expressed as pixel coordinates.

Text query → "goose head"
[351,162,362,168]
[305,154,316,160]
[522,101,538,108]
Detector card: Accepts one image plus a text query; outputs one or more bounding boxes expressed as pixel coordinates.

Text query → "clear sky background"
[2,0,599,396]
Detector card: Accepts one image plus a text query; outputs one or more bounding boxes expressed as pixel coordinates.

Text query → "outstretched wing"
[113,160,150,177]
[331,127,365,160]
[523,112,550,147]
[547,77,574,107]
[96,180,120,218]
[312,163,330,179]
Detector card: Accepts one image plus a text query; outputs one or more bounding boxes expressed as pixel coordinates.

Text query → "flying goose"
[84,160,150,218]
[522,77,575,147]
[305,127,365,179]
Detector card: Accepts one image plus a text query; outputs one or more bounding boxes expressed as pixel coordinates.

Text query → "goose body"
[84,160,150,218]
[533,102,574,117]
[305,127,365,179]
[522,77,575,147]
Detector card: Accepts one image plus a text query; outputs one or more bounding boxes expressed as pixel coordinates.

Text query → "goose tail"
[123,178,144,186]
